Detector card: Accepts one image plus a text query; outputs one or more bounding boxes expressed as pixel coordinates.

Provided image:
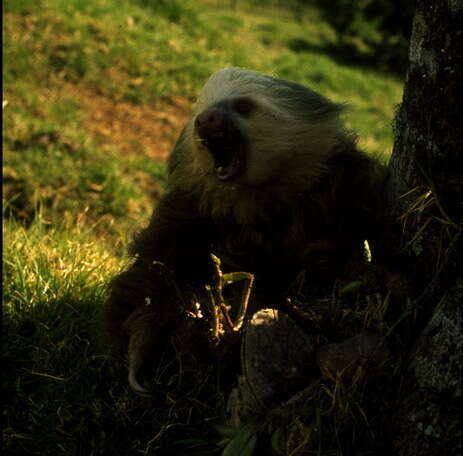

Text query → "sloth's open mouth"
[201,136,246,181]
[195,106,247,181]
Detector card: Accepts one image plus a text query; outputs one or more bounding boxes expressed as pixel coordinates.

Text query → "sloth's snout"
[194,105,246,181]
[195,107,227,140]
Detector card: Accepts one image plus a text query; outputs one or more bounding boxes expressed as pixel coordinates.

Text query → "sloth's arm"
[104,190,214,393]
[130,190,214,279]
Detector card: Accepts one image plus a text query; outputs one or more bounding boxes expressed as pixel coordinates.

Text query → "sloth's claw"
[127,326,157,396]
[128,368,151,395]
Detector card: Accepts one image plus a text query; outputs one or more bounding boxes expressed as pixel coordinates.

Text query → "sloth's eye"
[232,97,256,116]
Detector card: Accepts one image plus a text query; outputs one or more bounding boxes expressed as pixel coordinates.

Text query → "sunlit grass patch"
[3,83,168,228]
[3,212,123,319]
[3,215,130,455]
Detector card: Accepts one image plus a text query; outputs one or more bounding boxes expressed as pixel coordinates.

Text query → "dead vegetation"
[129,252,407,455]
[79,86,191,160]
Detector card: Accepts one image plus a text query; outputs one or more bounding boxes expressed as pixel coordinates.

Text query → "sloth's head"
[187,67,349,187]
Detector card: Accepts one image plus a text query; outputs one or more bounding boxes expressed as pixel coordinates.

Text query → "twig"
[222,271,255,331]
[205,284,221,340]
[207,254,255,337]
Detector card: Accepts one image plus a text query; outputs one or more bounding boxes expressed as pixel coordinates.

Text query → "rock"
[227,308,317,425]
[316,331,391,380]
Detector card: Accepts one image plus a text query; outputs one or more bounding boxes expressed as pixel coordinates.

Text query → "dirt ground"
[39,83,192,161]
[78,87,191,160]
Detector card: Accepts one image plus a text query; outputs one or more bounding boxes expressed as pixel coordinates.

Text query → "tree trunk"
[388,1,463,454]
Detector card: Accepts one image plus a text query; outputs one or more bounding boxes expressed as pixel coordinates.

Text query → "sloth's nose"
[195,107,226,139]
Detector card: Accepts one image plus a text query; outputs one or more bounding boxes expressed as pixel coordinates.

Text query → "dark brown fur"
[104,69,397,392]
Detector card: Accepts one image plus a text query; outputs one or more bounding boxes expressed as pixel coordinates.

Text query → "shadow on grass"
[3,293,224,455]
[287,37,407,76]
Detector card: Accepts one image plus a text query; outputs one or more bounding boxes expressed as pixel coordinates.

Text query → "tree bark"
[388,1,463,454]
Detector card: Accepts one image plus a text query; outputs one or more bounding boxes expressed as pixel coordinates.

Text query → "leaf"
[213,424,241,439]
[174,438,208,446]
[338,281,363,296]
[270,428,286,455]
[222,429,257,456]
[223,271,253,285]
[217,438,231,448]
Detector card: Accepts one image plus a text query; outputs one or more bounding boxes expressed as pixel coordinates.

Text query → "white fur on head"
[171,67,354,223]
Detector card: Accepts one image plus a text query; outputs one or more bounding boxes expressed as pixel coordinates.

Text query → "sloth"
[105,67,394,393]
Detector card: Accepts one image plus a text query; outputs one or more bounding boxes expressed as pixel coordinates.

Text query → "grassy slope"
[3,0,403,454]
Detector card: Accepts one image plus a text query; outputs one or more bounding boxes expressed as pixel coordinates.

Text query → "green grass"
[3,215,222,455]
[4,0,404,454]
[3,215,121,454]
